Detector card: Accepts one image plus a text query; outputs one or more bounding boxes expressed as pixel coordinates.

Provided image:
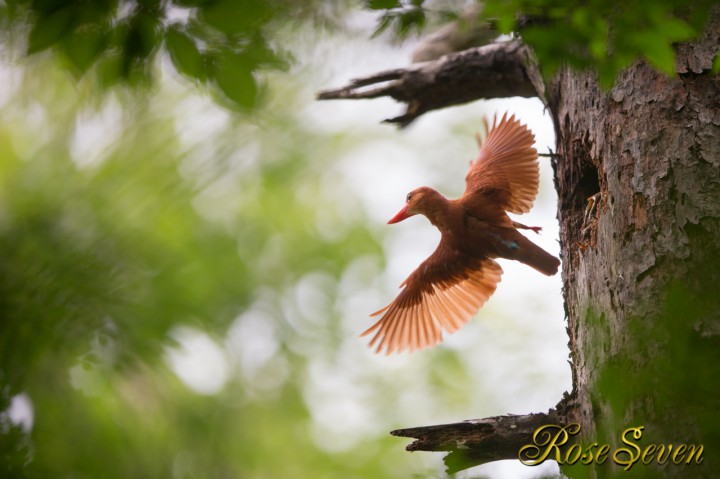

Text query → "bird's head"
[388,187,441,224]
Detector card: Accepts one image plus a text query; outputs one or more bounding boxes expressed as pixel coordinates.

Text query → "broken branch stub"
[391,411,563,473]
[317,40,543,127]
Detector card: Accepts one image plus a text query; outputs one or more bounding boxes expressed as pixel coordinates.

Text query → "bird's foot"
[512,221,542,234]
[527,226,542,234]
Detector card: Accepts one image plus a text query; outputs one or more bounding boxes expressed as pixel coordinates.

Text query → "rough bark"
[317,40,543,127]
[550,8,720,478]
[317,8,720,478]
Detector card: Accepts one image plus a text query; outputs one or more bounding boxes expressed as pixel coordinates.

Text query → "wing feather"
[363,245,503,354]
[463,112,539,214]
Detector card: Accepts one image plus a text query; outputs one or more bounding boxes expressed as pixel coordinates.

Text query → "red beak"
[388,204,411,224]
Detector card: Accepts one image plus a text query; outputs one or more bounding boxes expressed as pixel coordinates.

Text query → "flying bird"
[363,113,560,354]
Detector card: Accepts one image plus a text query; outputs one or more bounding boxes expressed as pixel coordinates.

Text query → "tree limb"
[391,410,563,473]
[317,40,543,127]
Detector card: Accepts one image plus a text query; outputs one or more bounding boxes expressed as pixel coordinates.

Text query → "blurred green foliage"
[369,0,427,39]
[0,44,569,478]
[0,0,313,109]
[368,0,716,86]
[0,49,434,477]
[1,0,713,110]
[0,3,571,478]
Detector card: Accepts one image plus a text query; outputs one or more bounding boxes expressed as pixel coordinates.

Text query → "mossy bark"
[550,9,720,478]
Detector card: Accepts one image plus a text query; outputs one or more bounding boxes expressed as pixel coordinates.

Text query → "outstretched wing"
[463,112,539,214]
[362,242,503,355]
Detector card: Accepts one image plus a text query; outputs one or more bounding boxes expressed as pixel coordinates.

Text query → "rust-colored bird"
[363,113,560,354]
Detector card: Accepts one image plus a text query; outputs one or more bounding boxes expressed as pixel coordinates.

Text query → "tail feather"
[512,235,560,276]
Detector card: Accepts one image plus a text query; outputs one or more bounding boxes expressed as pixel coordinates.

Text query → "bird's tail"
[512,235,560,276]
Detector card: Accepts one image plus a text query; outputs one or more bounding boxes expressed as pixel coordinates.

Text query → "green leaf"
[589,36,606,61]
[371,13,394,38]
[495,14,516,35]
[29,0,70,15]
[619,26,678,76]
[211,51,258,109]
[660,17,695,42]
[243,34,288,71]
[597,64,620,89]
[397,7,425,37]
[124,12,160,62]
[96,50,124,88]
[138,0,162,14]
[642,40,676,75]
[713,52,720,73]
[521,24,587,73]
[199,0,274,36]
[482,1,518,34]
[172,0,214,6]
[27,8,74,53]
[165,26,206,80]
[61,24,109,77]
[365,0,400,9]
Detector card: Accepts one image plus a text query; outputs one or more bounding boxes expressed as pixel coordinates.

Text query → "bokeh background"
[0,3,570,478]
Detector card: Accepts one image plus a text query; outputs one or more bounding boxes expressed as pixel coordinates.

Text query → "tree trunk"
[551,10,720,477]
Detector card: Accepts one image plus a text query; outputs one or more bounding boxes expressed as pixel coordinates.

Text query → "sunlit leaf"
[482,1,518,34]
[494,14,516,35]
[660,17,695,42]
[642,39,676,75]
[589,36,606,60]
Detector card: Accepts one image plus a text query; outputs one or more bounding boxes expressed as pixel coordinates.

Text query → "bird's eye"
[406,193,413,202]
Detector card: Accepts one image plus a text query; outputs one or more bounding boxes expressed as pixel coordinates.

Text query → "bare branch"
[391,410,563,473]
[317,40,544,127]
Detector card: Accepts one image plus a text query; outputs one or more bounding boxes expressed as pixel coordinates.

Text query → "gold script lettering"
[612,426,643,471]
[595,444,610,464]
[656,444,672,464]
[641,444,656,465]
[519,424,704,469]
[685,444,703,464]
[518,424,580,466]
[672,444,687,464]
